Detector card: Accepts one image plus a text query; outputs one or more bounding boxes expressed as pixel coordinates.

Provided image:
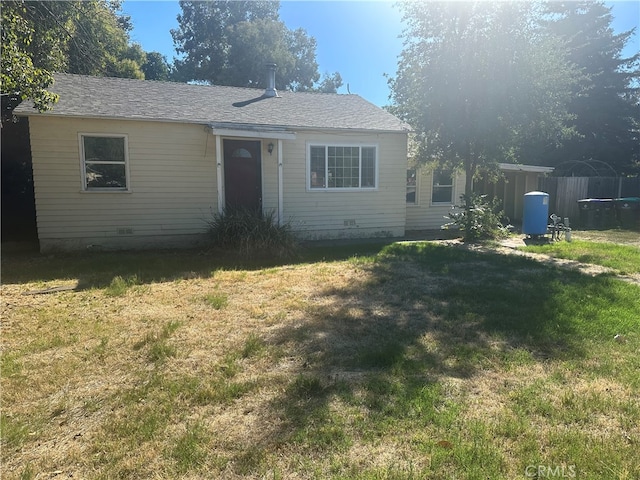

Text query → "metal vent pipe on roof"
[264,63,278,98]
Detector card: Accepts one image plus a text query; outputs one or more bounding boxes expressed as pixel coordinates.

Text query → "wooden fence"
[538,177,640,223]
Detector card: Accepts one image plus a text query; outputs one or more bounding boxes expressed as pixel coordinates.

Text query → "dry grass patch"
[572,229,640,246]
[2,243,639,479]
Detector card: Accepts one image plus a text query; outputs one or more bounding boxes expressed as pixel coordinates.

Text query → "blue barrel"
[522,191,550,235]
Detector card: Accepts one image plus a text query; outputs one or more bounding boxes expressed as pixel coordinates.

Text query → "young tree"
[390,1,578,194]
[542,1,640,176]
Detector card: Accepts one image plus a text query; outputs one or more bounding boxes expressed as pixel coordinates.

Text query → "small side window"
[406,169,417,204]
[81,135,129,191]
[432,170,453,204]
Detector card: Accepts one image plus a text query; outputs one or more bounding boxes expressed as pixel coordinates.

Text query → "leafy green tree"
[172,0,332,91]
[304,72,343,94]
[64,2,145,79]
[142,52,171,81]
[218,19,319,90]
[1,0,145,120]
[172,1,279,83]
[1,1,60,117]
[390,1,578,195]
[541,1,640,176]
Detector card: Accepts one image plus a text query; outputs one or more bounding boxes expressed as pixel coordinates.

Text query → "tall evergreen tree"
[542,1,640,176]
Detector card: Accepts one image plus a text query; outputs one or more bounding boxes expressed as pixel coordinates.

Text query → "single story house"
[13,72,475,253]
[12,73,396,252]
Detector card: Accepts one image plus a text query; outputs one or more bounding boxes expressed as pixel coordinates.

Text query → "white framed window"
[406,168,417,204]
[308,144,377,190]
[432,170,454,204]
[79,133,129,191]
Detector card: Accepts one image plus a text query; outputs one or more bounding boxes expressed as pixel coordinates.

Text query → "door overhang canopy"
[209,122,296,140]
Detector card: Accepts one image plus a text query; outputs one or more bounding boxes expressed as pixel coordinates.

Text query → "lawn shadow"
[232,242,632,471]
[4,239,635,476]
[0,242,396,290]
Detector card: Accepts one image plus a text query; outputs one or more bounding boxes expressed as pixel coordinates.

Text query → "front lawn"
[2,242,638,479]
[520,239,640,275]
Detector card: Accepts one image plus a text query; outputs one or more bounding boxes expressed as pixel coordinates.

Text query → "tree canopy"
[1,1,59,117]
[3,0,345,121]
[390,1,578,193]
[171,0,340,92]
[1,0,154,121]
[540,1,640,176]
[142,52,172,81]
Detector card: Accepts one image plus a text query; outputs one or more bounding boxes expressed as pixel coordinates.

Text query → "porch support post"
[215,135,224,214]
[277,139,284,226]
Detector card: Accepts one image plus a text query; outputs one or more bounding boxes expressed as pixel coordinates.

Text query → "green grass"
[202,292,228,309]
[105,274,143,296]
[169,422,210,473]
[132,320,181,364]
[520,239,640,274]
[2,239,639,479]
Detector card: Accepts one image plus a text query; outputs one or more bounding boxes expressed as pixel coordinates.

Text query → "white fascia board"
[293,126,409,135]
[499,163,554,173]
[209,127,296,140]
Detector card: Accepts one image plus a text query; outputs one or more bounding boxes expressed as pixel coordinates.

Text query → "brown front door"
[223,139,262,213]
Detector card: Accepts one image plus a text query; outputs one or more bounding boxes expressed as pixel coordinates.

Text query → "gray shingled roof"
[15,73,409,133]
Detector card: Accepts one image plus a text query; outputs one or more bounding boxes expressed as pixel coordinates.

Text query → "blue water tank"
[522,191,550,235]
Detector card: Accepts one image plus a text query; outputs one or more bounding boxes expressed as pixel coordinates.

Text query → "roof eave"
[499,163,554,174]
[15,111,409,135]
[293,125,409,135]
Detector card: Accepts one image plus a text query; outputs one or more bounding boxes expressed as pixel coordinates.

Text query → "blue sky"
[122,1,640,107]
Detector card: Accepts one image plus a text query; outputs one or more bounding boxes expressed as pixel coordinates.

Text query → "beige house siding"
[260,141,279,215]
[28,115,407,251]
[405,168,466,231]
[29,116,217,252]
[279,131,407,240]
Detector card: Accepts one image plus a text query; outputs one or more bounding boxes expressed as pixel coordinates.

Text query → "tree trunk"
[464,142,476,195]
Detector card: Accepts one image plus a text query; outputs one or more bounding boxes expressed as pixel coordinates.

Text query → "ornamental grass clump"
[208,208,298,259]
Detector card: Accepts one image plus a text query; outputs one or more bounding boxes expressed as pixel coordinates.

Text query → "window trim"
[406,168,419,206]
[431,169,455,205]
[306,142,379,192]
[79,133,130,192]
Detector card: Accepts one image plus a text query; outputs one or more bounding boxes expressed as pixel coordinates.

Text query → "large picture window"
[432,170,454,204]
[309,144,377,190]
[80,134,129,191]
